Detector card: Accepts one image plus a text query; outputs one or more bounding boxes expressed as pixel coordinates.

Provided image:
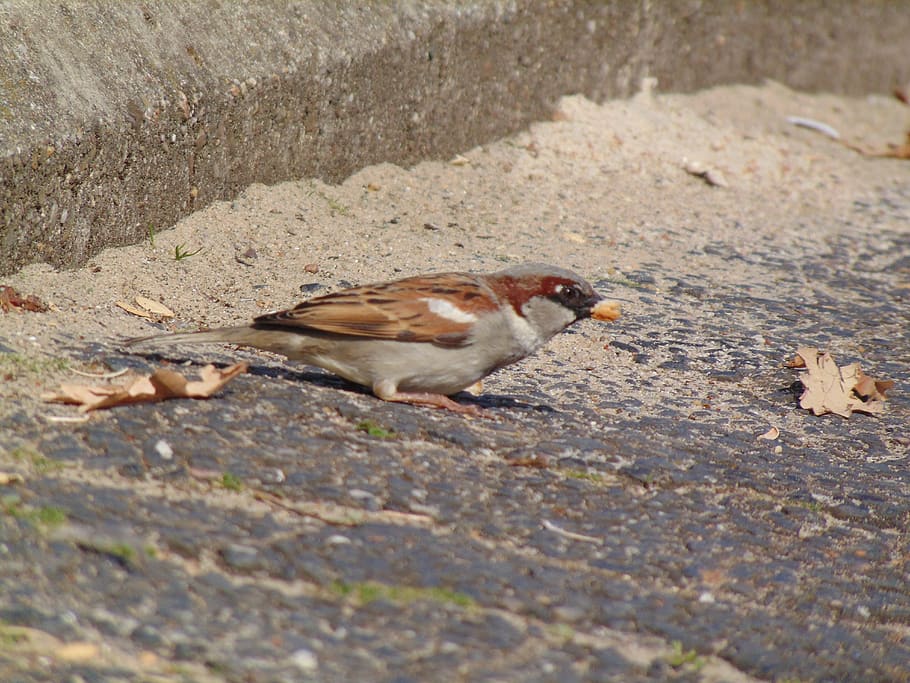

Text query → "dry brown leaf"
[795,347,858,417]
[115,300,154,319]
[134,296,175,318]
[42,363,248,412]
[0,285,48,313]
[116,297,175,319]
[793,347,892,418]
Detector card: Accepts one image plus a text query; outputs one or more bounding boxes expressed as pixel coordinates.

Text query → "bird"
[125,262,613,414]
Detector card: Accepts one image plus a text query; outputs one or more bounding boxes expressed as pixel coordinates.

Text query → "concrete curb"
[2,1,908,275]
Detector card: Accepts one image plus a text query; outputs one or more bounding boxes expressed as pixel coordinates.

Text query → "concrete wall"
[2,1,908,275]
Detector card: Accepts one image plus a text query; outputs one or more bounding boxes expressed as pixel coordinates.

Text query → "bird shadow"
[472,393,557,414]
[119,347,556,415]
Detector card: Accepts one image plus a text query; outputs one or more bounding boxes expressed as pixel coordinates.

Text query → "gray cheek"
[520,298,576,340]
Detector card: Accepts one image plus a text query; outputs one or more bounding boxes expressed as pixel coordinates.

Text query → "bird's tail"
[123,326,264,350]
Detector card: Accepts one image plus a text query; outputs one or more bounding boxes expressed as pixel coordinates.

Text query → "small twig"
[542,519,602,544]
[42,414,91,423]
[253,490,434,528]
[786,116,840,139]
[70,367,130,379]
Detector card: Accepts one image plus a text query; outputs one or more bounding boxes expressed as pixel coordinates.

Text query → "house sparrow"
[125,263,609,414]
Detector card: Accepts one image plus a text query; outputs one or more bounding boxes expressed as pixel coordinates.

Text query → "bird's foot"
[373,383,484,416]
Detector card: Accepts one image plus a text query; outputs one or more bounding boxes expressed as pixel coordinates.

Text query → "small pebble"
[154,439,173,460]
[290,648,319,672]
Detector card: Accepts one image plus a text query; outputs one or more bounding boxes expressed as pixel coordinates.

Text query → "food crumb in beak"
[591,300,622,321]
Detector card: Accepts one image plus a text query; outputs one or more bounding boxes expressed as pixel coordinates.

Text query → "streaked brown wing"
[252,272,498,347]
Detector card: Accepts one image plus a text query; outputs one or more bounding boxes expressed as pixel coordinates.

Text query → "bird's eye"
[555,284,585,307]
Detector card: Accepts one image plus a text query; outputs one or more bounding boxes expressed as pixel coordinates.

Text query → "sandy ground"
[1,81,909,682]
[1,80,908,419]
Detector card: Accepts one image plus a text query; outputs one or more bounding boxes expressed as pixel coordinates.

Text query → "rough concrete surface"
[2,1,910,275]
[0,78,908,681]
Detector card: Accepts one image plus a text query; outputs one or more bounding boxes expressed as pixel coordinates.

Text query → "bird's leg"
[373,380,483,416]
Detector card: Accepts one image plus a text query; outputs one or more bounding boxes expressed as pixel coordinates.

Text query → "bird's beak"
[578,291,604,319]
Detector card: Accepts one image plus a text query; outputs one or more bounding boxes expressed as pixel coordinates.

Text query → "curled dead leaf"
[792,347,893,418]
[0,285,48,313]
[42,363,248,412]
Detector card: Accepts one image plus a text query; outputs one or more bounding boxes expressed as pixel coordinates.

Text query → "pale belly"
[305,338,508,396]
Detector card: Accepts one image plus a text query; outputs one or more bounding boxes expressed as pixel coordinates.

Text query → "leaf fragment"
[757,426,780,441]
[682,159,728,187]
[853,373,894,402]
[463,380,484,396]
